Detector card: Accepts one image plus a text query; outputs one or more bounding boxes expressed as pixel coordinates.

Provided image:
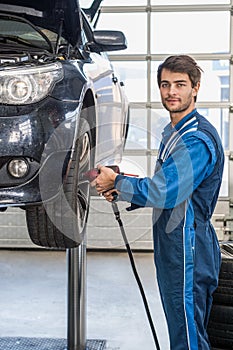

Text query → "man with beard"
[93,55,224,350]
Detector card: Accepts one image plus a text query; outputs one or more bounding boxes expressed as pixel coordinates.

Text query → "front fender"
[51,60,88,102]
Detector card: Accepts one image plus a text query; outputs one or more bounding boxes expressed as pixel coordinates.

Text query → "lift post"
[67,238,87,350]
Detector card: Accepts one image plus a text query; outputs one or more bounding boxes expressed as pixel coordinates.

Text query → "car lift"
[67,240,87,350]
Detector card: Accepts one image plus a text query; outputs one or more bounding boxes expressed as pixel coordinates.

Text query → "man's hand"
[91,165,118,200]
[102,188,119,202]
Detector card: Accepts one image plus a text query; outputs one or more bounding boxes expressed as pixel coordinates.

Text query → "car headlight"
[0,62,63,105]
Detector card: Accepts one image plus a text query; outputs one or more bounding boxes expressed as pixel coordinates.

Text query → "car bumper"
[0,98,80,207]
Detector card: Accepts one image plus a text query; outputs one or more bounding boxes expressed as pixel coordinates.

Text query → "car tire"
[208,243,233,349]
[26,117,92,249]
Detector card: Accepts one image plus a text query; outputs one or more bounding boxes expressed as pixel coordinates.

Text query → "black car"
[0,0,128,248]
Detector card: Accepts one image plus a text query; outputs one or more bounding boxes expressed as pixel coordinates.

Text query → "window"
[151,12,230,54]
[97,13,147,54]
[112,62,147,102]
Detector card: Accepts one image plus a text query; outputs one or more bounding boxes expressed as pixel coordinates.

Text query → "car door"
[81,14,127,165]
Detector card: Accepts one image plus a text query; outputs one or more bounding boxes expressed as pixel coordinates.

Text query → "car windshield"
[0,17,51,51]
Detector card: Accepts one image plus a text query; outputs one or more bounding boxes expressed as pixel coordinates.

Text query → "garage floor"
[0,249,169,350]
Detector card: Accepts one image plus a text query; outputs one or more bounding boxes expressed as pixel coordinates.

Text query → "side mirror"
[87,30,127,52]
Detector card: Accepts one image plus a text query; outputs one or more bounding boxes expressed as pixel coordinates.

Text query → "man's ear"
[192,81,200,98]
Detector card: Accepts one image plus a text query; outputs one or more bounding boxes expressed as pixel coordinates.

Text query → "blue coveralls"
[114,109,224,350]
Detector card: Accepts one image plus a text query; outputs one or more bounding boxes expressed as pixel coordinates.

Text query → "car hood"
[0,0,82,47]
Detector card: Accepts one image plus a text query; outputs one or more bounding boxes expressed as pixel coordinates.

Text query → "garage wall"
[0,198,153,249]
[0,208,30,248]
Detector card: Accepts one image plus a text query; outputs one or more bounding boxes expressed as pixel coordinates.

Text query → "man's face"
[159,69,199,115]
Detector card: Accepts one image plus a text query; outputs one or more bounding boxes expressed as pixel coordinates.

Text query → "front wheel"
[26,118,92,248]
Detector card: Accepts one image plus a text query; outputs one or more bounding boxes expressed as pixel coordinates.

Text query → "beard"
[162,92,193,114]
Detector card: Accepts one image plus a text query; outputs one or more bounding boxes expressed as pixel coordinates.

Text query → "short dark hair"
[157,55,203,89]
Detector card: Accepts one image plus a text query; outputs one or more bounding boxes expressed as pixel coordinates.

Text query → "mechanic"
[93,55,224,350]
